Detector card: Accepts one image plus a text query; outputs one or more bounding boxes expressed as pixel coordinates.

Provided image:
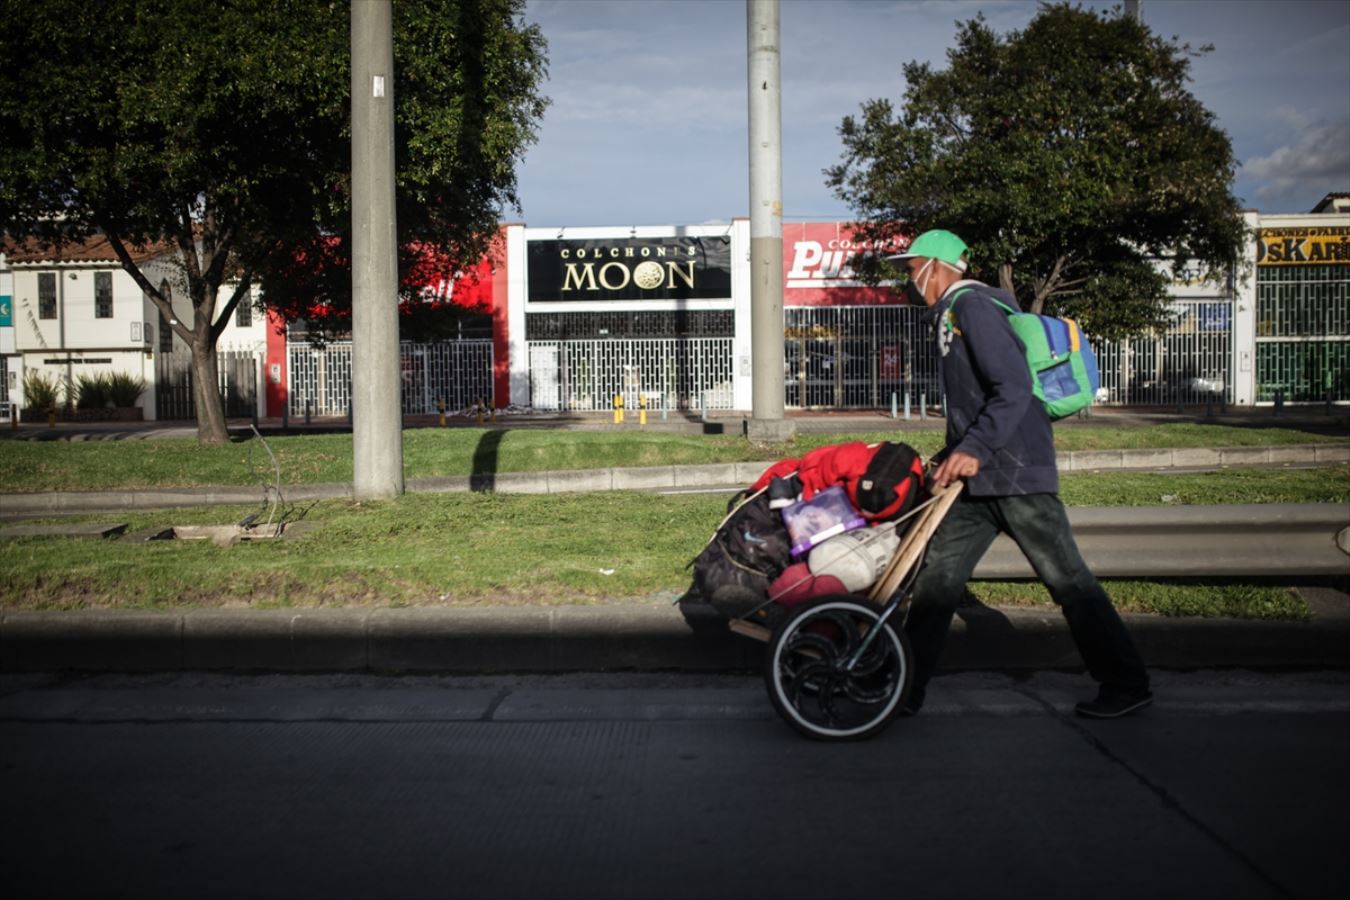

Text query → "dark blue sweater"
[929,281,1059,496]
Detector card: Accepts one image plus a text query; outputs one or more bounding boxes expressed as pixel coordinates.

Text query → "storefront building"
[1248,194,1350,403]
[0,235,268,422]
[8,196,1343,422]
[500,220,926,412]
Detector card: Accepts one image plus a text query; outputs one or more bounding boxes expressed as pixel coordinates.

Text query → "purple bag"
[781,486,865,557]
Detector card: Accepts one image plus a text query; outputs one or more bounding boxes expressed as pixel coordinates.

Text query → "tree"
[0,0,547,443]
[827,3,1246,339]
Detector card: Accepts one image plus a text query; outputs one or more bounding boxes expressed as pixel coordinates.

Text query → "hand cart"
[726,481,964,742]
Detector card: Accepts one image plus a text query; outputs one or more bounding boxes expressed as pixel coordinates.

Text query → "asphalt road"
[2,670,1347,900]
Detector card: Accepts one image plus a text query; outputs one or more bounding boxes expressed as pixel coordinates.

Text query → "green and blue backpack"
[948,287,1101,420]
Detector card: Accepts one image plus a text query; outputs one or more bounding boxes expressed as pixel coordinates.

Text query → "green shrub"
[22,370,64,410]
[74,372,113,409]
[106,372,147,407]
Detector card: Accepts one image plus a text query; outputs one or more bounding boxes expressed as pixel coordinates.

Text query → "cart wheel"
[764,594,912,741]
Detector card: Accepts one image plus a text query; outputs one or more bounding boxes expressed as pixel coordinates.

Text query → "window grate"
[38,273,56,319]
[95,272,113,318]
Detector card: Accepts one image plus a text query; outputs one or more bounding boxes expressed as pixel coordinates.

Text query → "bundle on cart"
[676,441,927,634]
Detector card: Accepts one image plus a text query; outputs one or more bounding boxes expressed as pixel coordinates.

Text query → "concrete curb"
[1,442,1346,515]
[3,604,1348,674]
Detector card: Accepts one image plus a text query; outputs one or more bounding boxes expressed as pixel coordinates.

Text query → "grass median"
[0,422,1344,493]
[2,465,1345,618]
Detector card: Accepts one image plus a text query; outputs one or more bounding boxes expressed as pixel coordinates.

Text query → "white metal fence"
[1093,300,1234,405]
[782,300,1238,409]
[527,338,735,412]
[260,299,1319,417]
[783,306,938,409]
[287,340,494,416]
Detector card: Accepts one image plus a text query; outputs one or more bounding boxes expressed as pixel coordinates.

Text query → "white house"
[0,234,266,421]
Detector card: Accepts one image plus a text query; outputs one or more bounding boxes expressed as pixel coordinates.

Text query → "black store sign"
[527,237,732,302]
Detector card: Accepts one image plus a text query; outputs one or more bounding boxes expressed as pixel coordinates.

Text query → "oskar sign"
[1257,227,1350,265]
[527,237,732,302]
[783,222,907,306]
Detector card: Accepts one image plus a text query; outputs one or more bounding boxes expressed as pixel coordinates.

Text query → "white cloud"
[519,1,1350,224]
[1244,116,1350,211]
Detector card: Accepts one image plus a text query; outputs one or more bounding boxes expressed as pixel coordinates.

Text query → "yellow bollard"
[613,393,624,425]
[476,398,485,427]
[639,394,647,428]
[47,407,56,428]
[437,398,446,428]
[490,404,496,424]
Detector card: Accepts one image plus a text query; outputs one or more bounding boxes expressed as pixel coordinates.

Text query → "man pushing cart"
[681,229,1151,741]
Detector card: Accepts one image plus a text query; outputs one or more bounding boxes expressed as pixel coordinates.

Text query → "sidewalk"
[2,403,1347,441]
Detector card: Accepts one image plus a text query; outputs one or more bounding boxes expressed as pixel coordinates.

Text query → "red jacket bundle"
[751,441,925,524]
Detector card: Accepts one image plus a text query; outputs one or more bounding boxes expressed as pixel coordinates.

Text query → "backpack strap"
[944,284,1019,336]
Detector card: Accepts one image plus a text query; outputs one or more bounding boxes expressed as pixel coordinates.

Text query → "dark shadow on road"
[955,589,1018,640]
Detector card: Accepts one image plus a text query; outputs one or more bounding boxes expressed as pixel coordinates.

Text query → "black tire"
[763,594,912,741]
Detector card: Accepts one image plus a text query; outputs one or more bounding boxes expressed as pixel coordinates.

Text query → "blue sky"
[514,0,1350,227]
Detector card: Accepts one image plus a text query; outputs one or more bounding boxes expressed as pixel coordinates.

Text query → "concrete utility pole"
[351,0,404,498]
[1124,0,1143,21]
[745,0,794,443]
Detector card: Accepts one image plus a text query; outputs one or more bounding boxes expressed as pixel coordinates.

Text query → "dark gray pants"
[904,492,1149,706]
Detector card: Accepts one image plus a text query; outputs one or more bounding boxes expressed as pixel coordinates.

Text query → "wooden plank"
[867,482,963,603]
[728,619,772,643]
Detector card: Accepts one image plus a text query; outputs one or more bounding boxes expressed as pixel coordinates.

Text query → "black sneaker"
[1075,688,1153,719]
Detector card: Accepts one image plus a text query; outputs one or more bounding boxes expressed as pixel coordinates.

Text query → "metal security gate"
[1255,265,1350,402]
[527,338,734,412]
[783,306,937,409]
[0,356,9,421]
[155,347,260,420]
[1093,300,1234,405]
[398,342,495,413]
[287,340,493,416]
[1256,340,1350,402]
[782,301,1237,410]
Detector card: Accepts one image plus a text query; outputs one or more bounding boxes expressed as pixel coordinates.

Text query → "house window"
[159,313,175,352]
[159,281,175,353]
[38,273,56,319]
[95,271,113,318]
[235,286,252,327]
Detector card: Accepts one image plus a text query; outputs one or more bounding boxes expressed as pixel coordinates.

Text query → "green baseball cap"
[888,229,969,269]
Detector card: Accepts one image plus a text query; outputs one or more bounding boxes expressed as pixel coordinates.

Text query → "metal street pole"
[351,0,404,498]
[745,0,794,443]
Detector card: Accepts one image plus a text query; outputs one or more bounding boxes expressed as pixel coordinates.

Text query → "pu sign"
[1257,227,1350,265]
[783,222,907,306]
[527,237,732,302]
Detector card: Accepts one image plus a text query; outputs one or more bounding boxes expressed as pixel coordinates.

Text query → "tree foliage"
[0,0,547,442]
[827,2,1247,339]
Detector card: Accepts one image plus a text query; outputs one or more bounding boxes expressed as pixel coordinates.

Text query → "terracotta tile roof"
[1,233,174,265]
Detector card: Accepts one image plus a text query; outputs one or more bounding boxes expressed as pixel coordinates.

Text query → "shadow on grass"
[470,429,507,491]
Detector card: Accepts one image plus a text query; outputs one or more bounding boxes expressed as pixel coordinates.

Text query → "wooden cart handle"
[866,481,964,603]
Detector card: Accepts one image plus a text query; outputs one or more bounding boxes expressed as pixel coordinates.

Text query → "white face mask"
[904,258,936,306]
